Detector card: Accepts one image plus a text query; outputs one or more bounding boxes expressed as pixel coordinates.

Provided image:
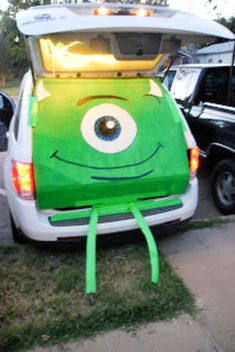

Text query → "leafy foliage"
[0,30,9,85]
[130,0,168,5]
[0,1,51,80]
[216,17,235,33]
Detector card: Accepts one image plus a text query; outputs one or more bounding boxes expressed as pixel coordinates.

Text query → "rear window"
[37,32,163,75]
[171,68,201,103]
[116,33,161,55]
[195,67,235,107]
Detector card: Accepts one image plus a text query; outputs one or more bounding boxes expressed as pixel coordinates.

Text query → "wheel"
[212,159,235,215]
[10,213,27,244]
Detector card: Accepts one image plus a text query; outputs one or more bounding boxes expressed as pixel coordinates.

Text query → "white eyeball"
[80,103,137,154]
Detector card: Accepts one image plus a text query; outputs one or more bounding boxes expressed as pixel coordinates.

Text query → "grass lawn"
[0,241,195,352]
[0,80,21,98]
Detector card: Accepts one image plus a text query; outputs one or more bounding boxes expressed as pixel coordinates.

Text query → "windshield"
[34,32,165,76]
[171,68,201,103]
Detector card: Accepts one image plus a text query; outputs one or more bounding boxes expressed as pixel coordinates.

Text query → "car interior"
[0,93,14,129]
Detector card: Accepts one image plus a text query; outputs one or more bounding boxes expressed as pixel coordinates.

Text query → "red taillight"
[11,161,35,200]
[189,147,200,176]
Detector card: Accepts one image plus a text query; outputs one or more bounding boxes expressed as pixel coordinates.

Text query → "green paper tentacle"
[130,203,159,284]
[86,207,98,294]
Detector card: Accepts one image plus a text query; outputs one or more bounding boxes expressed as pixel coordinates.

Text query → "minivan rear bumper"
[8,178,198,242]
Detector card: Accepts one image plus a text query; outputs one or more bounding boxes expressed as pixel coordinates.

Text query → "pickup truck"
[167,64,235,214]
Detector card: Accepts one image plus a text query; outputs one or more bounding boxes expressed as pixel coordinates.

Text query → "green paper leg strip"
[85,204,159,293]
[86,208,98,294]
[130,204,159,284]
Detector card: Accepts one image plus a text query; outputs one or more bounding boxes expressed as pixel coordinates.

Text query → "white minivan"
[4,3,234,244]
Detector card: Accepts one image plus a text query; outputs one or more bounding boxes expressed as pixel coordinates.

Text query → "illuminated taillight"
[93,6,152,17]
[12,161,35,200]
[135,8,152,17]
[189,147,200,176]
[94,7,111,16]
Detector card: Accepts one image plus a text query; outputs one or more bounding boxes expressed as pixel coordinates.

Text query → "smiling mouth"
[50,142,163,180]
[91,169,154,181]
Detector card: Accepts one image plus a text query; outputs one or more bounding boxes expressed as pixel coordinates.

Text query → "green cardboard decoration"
[32,77,189,293]
[33,78,189,208]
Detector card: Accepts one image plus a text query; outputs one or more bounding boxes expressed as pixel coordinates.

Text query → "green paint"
[50,197,181,223]
[86,208,98,294]
[130,203,159,284]
[32,78,189,210]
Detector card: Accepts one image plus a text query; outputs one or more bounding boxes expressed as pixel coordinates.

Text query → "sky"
[0,0,234,20]
[168,0,234,20]
[0,0,9,11]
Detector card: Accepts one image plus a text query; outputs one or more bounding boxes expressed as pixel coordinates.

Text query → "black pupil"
[95,116,121,141]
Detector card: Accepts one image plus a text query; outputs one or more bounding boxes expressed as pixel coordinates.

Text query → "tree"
[0,34,9,85]
[0,10,27,79]
[206,0,235,32]
[216,17,235,33]
[0,1,51,80]
[144,0,168,5]
[126,0,168,5]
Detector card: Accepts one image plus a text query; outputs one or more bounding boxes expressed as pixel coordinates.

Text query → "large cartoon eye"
[81,103,137,154]
[94,116,121,141]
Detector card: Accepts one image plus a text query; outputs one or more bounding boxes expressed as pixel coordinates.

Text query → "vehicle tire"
[10,213,27,244]
[212,159,235,215]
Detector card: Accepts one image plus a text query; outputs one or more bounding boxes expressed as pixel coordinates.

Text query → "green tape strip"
[51,198,181,223]
[29,96,39,127]
[86,208,98,294]
[130,203,159,284]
